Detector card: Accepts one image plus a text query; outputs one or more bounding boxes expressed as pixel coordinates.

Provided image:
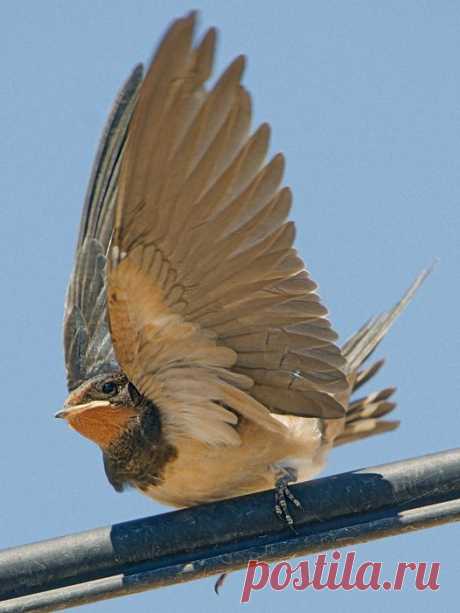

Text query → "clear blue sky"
[1,1,459,611]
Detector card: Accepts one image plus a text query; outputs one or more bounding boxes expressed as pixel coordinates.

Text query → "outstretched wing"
[63,65,143,391]
[107,13,347,447]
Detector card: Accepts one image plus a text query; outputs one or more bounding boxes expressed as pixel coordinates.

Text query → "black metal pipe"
[1,449,459,611]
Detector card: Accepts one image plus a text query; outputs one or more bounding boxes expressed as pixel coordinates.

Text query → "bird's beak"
[55,401,111,420]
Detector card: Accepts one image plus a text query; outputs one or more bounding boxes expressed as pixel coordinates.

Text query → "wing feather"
[107,13,346,446]
[63,65,143,390]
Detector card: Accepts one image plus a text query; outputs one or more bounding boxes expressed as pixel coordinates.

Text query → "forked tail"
[334,266,433,447]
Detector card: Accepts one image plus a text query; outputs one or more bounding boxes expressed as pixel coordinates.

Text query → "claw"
[274,467,302,527]
[284,485,302,508]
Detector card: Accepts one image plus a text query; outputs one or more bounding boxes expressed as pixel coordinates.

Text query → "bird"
[57,12,429,526]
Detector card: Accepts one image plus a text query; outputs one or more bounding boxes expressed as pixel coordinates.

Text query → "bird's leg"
[274,466,302,527]
[214,468,302,592]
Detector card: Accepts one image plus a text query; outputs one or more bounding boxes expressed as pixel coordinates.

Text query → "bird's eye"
[101,381,118,396]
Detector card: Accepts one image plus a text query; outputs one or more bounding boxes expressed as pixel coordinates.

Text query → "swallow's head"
[56,373,141,449]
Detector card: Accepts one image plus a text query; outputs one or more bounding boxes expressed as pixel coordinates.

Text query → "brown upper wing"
[107,13,347,445]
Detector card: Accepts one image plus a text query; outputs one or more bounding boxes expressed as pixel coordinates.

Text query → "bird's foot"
[274,467,302,528]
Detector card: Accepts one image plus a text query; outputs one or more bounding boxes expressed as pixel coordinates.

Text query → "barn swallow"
[58,12,429,525]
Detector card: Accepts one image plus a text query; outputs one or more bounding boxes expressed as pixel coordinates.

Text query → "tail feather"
[334,266,433,447]
[352,357,385,392]
[347,386,396,421]
[334,419,400,447]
